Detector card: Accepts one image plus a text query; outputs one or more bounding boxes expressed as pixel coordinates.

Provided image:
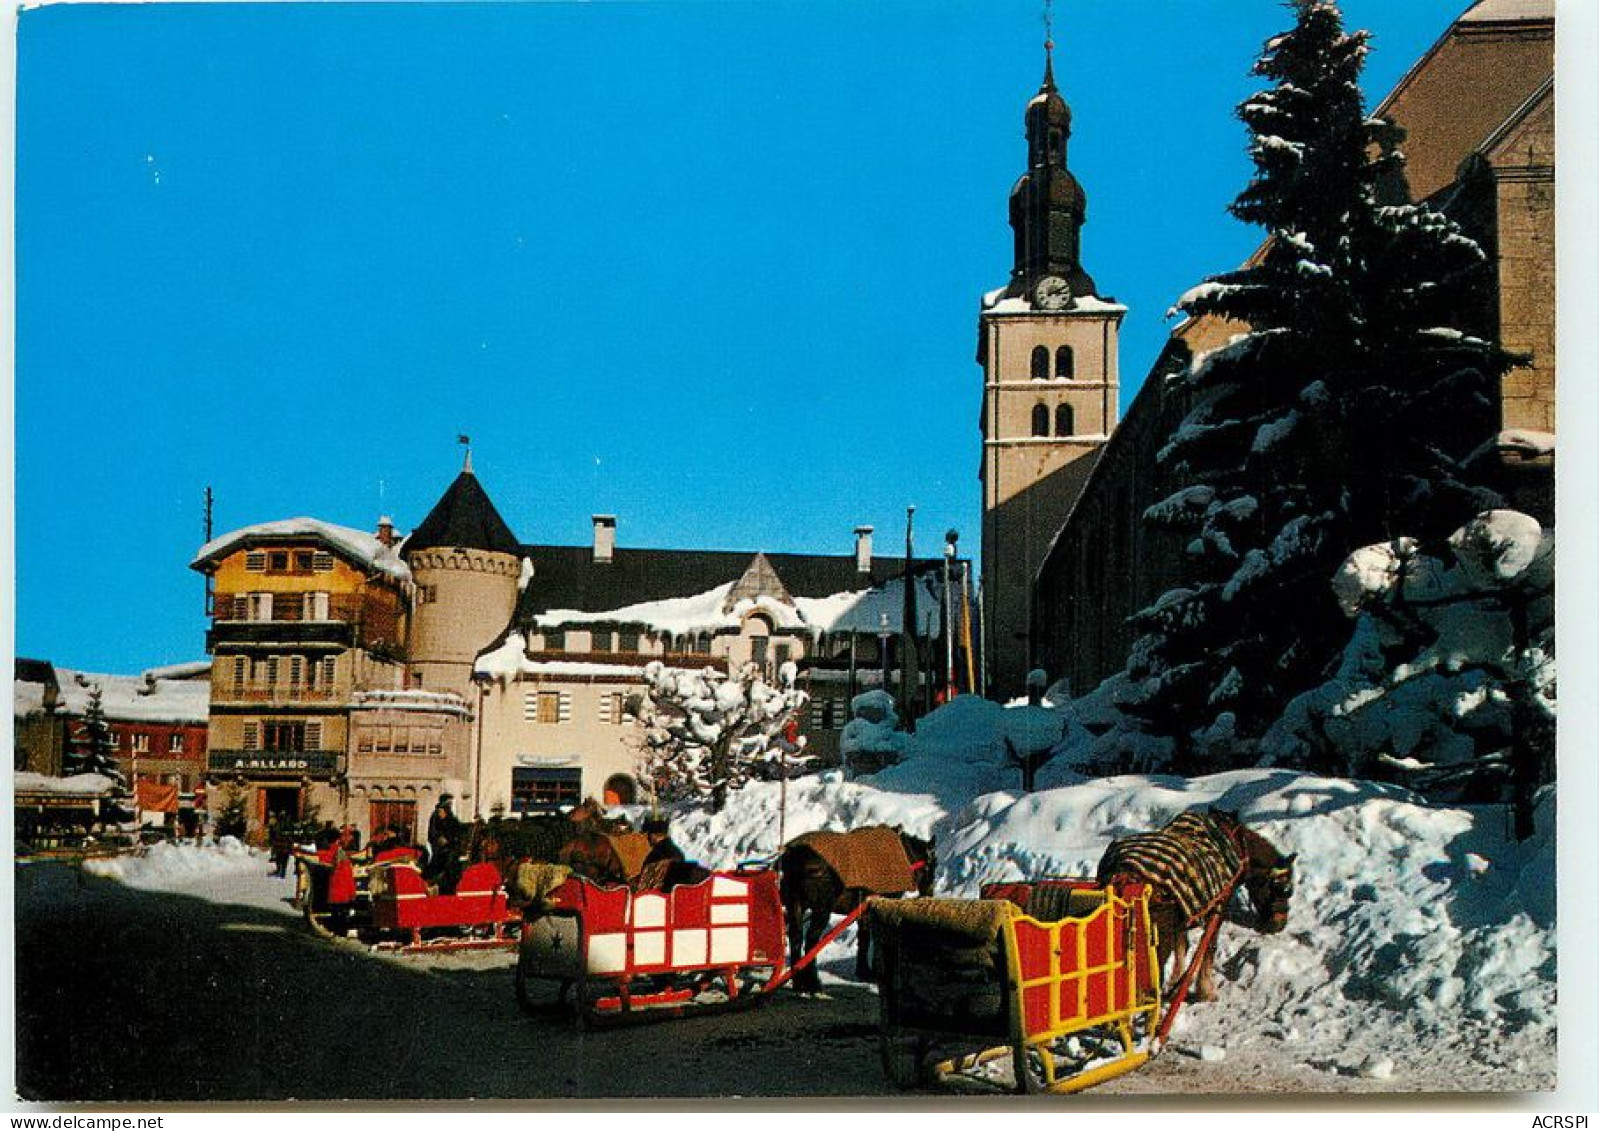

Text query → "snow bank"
[662,693,1555,1089]
[84,838,266,888]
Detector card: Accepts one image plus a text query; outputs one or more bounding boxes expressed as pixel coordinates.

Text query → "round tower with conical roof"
[403,454,524,698]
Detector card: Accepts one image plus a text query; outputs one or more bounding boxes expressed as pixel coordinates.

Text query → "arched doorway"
[602,774,638,806]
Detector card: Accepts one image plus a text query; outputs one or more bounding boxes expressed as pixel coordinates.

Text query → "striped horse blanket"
[1097,811,1243,925]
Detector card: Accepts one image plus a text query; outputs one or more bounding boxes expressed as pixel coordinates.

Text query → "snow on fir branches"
[1124,0,1512,767]
[633,660,809,813]
[64,683,127,789]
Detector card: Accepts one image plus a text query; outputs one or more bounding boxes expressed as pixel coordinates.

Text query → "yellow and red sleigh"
[870,879,1166,1094]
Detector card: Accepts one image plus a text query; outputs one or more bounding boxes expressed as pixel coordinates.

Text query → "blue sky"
[15,0,1466,674]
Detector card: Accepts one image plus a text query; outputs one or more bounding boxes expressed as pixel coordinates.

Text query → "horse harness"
[1098,811,1248,928]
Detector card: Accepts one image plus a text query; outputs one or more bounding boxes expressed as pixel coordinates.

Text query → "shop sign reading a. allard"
[207,750,339,777]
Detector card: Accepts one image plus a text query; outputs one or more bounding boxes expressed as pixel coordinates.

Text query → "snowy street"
[15,760,1557,1104]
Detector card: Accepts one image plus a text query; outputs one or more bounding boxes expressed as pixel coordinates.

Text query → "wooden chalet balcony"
[211,594,364,624]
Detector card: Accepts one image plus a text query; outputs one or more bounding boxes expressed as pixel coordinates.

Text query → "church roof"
[1460,0,1552,23]
[406,469,522,557]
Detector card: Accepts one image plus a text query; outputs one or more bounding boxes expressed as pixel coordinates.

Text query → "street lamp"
[944,530,960,700]
[878,613,892,692]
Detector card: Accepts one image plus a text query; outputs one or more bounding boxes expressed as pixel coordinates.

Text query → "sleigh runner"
[871,879,1162,1094]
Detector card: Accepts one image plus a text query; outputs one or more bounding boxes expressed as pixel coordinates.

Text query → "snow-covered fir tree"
[633,660,809,812]
[64,683,126,788]
[1123,0,1510,767]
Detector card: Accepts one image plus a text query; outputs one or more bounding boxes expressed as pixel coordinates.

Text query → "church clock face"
[1034,275,1072,310]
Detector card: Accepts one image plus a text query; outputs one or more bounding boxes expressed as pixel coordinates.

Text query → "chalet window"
[267,657,280,687]
[132,733,150,753]
[169,733,184,754]
[1056,345,1074,380]
[231,595,248,620]
[289,657,304,688]
[242,722,260,750]
[357,730,374,753]
[268,551,290,573]
[322,657,337,685]
[373,726,392,753]
[1032,404,1050,437]
[232,657,246,689]
[264,721,306,752]
[536,692,562,724]
[618,631,639,652]
[597,692,625,725]
[304,592,330,620]
[1056,404,1075,437]
[511,768,581,815]
[313,552,334,572]
[1030,345,1049,381]
[294,551,314,573]
[245,551,267,572]
[305,721,322,750]
[592,631,613,653]
[545,630,566,652]
[247,592,273,621]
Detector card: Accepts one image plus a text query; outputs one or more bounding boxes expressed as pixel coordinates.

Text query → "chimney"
[854,526,874,575]
[375,515,396,548]
[592,515,617,564]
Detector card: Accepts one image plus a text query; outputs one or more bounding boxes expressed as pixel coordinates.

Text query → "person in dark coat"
[424,795,465,895]
[635,816,696,891]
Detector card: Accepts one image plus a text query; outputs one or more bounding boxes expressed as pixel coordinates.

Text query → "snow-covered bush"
[632,660,809,812]
[1260,510,1554,834]
[839,689,910,777]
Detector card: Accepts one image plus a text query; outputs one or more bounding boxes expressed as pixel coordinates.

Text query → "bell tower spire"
[1006,29,1095,302]
[976,13,1125,698]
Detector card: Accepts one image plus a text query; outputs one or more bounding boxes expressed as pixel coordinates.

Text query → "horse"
[465,801,645,893]
[779,826,936,994]
[1096,807,1294,1002]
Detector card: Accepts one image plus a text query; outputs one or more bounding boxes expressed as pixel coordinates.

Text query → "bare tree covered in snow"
[633,660,809,813]
[1116,0,1511,767]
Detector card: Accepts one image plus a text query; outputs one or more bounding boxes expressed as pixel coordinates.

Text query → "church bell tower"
[978,39,1124,699]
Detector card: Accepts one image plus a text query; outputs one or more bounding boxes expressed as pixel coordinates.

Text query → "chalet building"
[190,519,471,838]
[12,659,211,816]
[1031,0,1556,696]
[977,44,1124,700]
[400,464,966,818]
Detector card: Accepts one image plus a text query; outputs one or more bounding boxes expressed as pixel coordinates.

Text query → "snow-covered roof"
[982,293,1127,316]
[15,771,117,797]
[475,635,648,681]
[524,572,945,640]
[46,667,212,725]
[1460,0,1552,22]
[348,689,472,718]
[191,517,411,583]
[14,680,48,719]
[141,660,212,681]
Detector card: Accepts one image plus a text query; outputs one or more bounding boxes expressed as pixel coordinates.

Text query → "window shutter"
[597,694,612,724]
[243,722,259,750]
[289,657,304,687]
[305,722,322,750]
[232,596,248,619]
[811,699,825,728]
[232,657,246,688]
[245,551,267,572]
[523,692,539,721]
[267,657,280,686]
[313,552,334,572]
[321,657,337,685]
[558,693,572,723]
